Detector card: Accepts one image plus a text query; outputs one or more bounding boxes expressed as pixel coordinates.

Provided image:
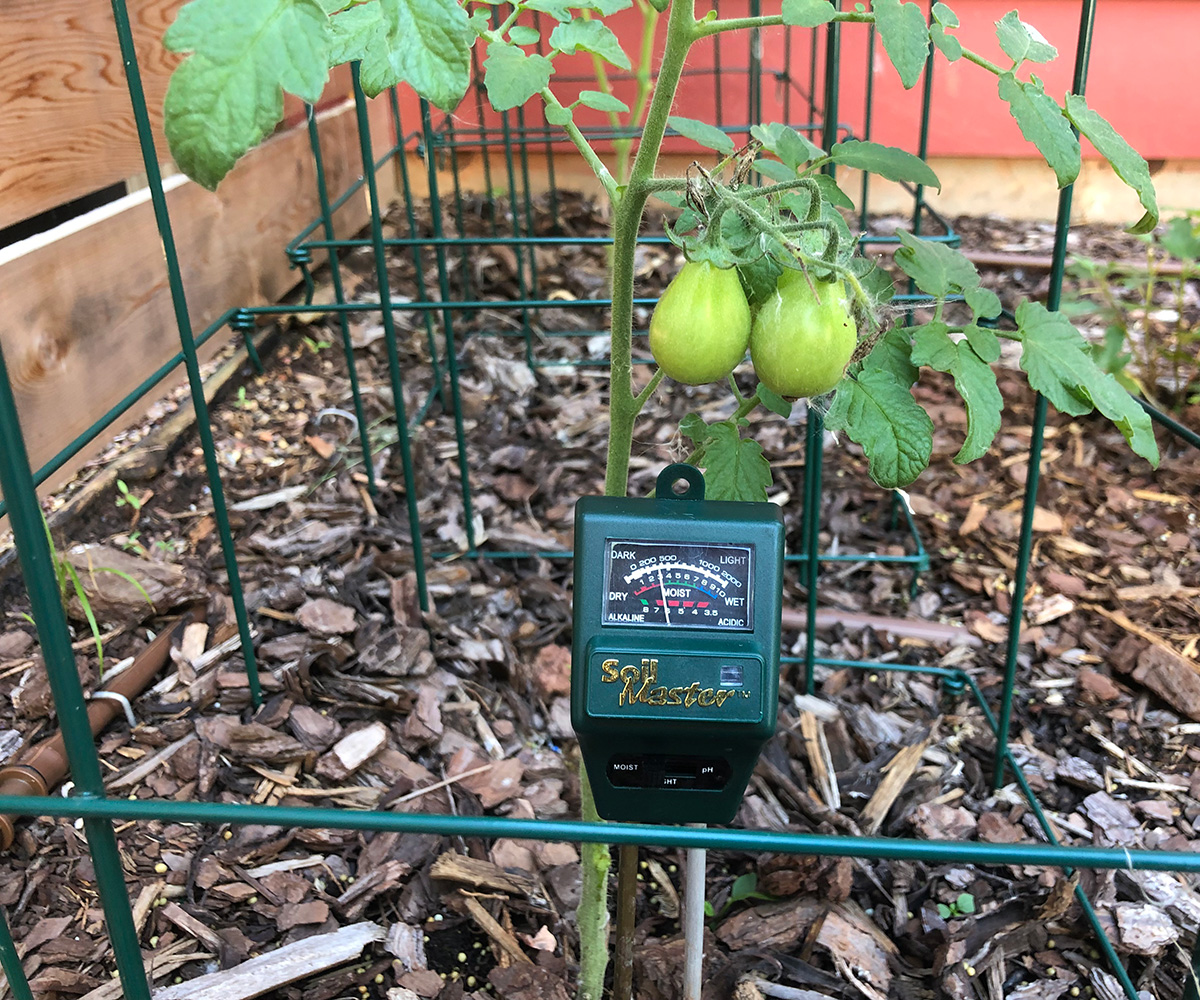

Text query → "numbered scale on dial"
[572,464,785,824]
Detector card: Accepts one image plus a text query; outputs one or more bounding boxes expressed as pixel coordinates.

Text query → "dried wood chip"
[152,921,384,1000]
[859,737,931,836]
[276,900,330,931]
[1113,902,1179,954]
[296,598,357,635]
[909,802,978,840]
[430,853,541,900]
[195,716,308,764]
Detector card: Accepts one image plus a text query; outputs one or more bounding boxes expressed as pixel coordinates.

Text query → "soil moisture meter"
[571,464,785,823]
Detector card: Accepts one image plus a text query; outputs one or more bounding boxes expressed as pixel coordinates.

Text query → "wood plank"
[0,0,356,230]
[0,95,396,498]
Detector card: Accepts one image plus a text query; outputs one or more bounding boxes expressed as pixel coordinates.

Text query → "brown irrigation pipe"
[0,610,197,849]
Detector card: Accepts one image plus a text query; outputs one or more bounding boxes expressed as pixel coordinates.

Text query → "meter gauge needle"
[657,565,671,626]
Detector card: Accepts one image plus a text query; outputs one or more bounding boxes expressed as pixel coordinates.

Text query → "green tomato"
[750,269,856,398]
[649,261,752,386]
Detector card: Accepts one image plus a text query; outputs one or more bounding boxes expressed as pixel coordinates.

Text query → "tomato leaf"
[998,73,1079,188]
[964,285,1002,321]
[830,140,940,190]
[781,0,838,27]
[483,42,553,111]
[754,159,798,182]
[825,368,933,488]
[580,0,635,14]
[931,2,958,27]
[963,323,1001,363]
[911,323,1002,463]
[930,25,961,61]
[737,257,784,312]
[995,11,1057,65]
[550,20,631,69]
[752,123,825,166]
[333,0,472,104]
[523,0,574,21]
[850,256,896,307]
[164,0,332,189]
[894,230,980,297]
[862,326,919,386]
[669,115,735,154]
[680,413,715,445]
[700,423,773,501]
[1016,301,1159,465]
[872,0,930,89]
[507,25,540,44]
[812,172,855,210]
[757,383,794,418]
[578,90,629,113]
[1063,95,1158,235]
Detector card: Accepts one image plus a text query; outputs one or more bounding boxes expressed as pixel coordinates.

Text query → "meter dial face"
[603,540,753,631]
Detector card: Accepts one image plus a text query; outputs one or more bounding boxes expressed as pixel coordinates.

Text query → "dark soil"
[0,194,1197,1000]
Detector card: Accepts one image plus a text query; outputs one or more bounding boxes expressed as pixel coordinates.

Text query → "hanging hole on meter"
[671,478,690,495]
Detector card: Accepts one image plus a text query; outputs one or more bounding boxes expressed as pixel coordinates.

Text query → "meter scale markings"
[603,540,753,630]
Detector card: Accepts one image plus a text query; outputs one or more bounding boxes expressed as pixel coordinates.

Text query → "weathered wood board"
[0,96,398,501]
[0,0,356,231]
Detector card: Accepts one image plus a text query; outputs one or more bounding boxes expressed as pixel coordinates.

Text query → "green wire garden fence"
[0,0,1197,998]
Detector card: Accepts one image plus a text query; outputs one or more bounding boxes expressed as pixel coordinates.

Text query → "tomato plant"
[160,1,1165,996]
[649,261,751,385]
[750,269,855,398]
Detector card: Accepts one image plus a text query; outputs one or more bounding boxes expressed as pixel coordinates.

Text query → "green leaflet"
[699,423,774,502]
[964,284,1002,321]
[550,20,631,69]
[756,384,793,418]
[1063,94,1159,235]
[825,368,934,488]
[507,25,540,45]
[995,11,1057,65]
[872,0,931,89]
[863,326,919,386]
[812,172,855,210]
[329,3,384,64]
[930,25,961,61]
[1016,301,1159,466]
[578,90,630,113]
[931,2,958,27]
[523,0,574,21]
[910,323,1002,463]
[781,0,838,27]
[582,0,635,14]
[894,230,980,298]
[751,123,825,167]
[830,140,940,190]
[353,0,473,106]
[164,0,331,189]
[484,42,553,111]
[963,323,1001,363]
[997,73,1080,188]
[669,115,735,154]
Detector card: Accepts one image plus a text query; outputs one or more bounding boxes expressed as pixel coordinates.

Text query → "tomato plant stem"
[602,0,697,500]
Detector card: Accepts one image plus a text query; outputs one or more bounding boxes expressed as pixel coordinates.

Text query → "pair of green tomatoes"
[648,260,856,397]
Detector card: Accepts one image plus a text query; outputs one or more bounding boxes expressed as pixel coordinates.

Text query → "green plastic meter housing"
[571,465,785,823]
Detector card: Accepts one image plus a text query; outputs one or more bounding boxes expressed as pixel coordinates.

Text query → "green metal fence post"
[0,905,33,1000]
[420,99,480,556]
[350,64,430,609]
[993,0,1096,790]
[108,0,262,706]
[306,104,378,496]
[0,344,151,999]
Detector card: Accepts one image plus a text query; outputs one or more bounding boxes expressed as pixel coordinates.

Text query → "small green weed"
[704,872,774,920]
[1067,212,1200,411]
[936,892,977,920]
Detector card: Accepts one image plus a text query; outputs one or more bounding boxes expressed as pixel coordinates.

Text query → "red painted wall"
[400,1,1199,165]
